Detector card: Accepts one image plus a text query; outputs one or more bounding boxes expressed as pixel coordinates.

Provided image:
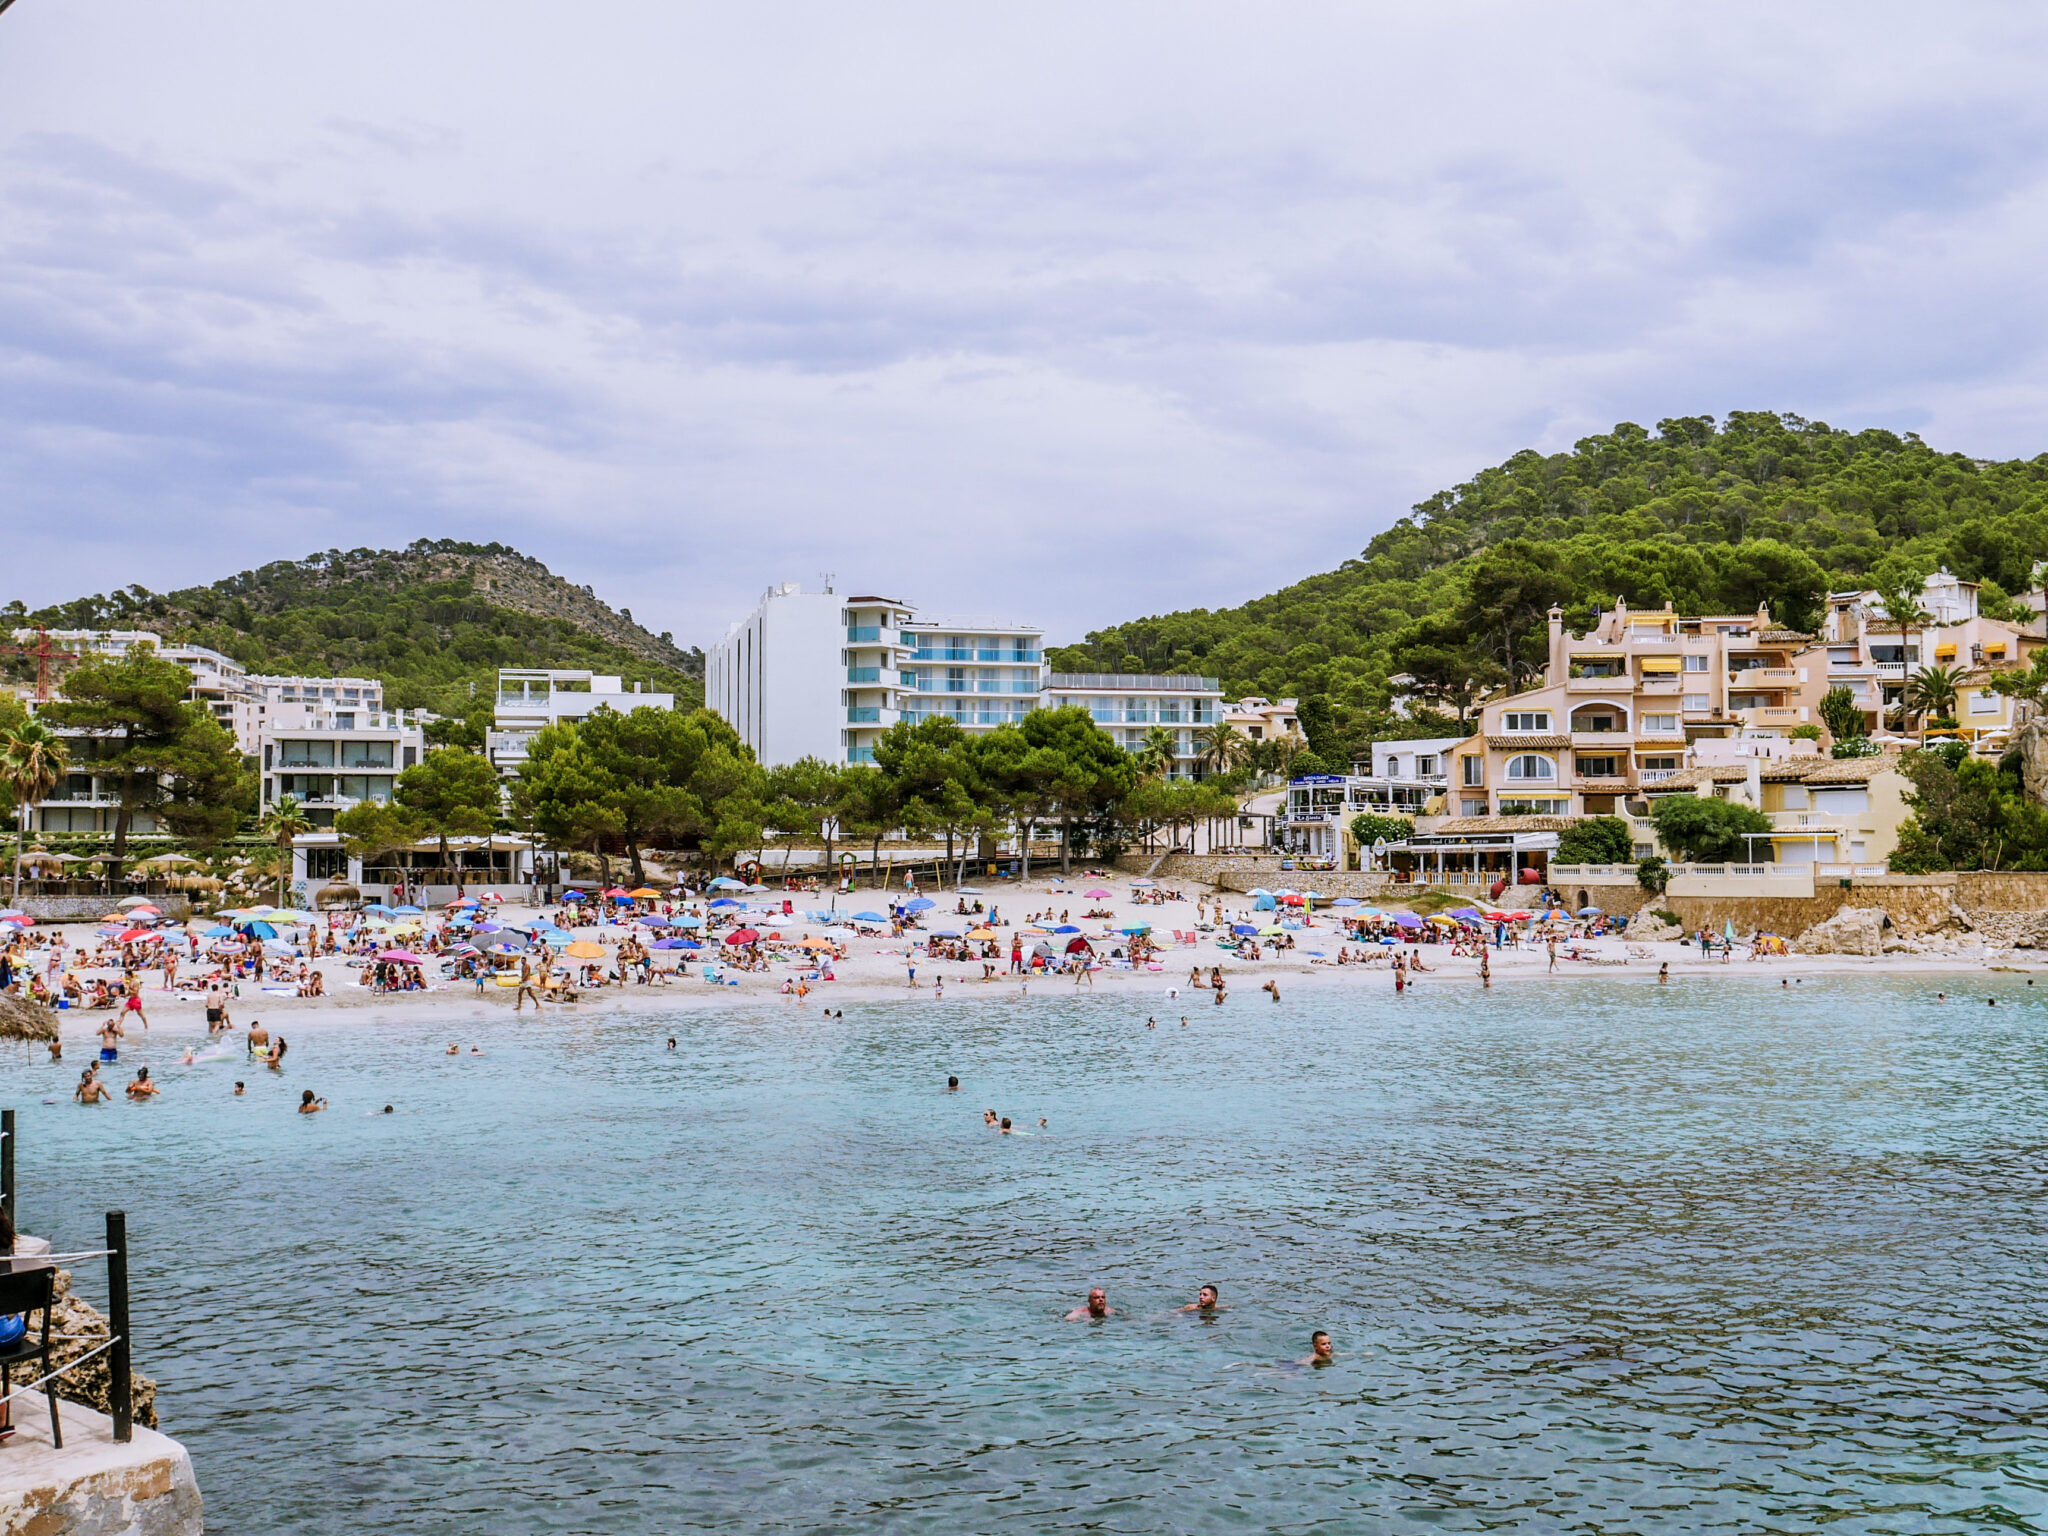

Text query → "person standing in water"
[1066,1288,1115,1320]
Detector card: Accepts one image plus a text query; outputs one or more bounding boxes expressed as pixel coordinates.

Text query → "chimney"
[1547,605,1565,686]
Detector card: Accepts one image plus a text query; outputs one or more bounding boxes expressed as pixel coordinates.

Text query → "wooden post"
[105,1211,132,1442]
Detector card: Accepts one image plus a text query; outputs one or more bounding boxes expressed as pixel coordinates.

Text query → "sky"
[7,3,2048,650]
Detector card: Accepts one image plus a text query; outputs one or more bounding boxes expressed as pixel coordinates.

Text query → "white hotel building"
[706,583,1221,774]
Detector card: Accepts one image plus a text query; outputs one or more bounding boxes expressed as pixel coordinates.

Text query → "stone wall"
[1954,871,2048,910]
[1112,853,1393,899]
[15,895,192,922]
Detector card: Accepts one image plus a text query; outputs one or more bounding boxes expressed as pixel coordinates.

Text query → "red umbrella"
[723,928,760,945]
[602,887,631,897]
[117,928,159,943]
[1064,936,1093,953]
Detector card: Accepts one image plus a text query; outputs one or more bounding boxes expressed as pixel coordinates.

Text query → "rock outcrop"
[2016,717,2048,806]
[1625,911,1682,942]
[0,991,58,1041]
[1794,906,1887,956]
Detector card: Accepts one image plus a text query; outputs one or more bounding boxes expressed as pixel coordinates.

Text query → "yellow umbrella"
[796,936,834,950]
[629,887,660,898]
[965,927,998,940]
[565,941,607,959]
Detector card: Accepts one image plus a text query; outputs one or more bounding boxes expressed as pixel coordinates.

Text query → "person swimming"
[1065,1287,1115,1320]
[126,1067,159,1099]
[233,1081,245,1096]
[947,1076,960,1091]
[1178,1284,1225,1315]
[298,1090,326,1114]
[1302,1330,1334,1366]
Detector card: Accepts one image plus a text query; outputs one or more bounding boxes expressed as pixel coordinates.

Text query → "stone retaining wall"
[15,895,193,922]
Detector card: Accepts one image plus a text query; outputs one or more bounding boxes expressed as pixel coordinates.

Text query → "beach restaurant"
[290,831,538,905]
[1374,815,1565,889]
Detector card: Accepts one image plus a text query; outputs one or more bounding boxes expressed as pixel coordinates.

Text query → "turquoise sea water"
[12,974,2048,1534]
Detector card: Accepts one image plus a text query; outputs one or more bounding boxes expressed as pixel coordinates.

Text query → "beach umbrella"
[965,927,998,940]
[629,887,660,898]
[491,942,529,955]
[1131,879,1156,888]
[1246,887,1272,897]
[797,936,834,950]
[903,897,935,911]
[561,890,587,901]
[652,938,693,950]
[957,886,984,895]
[1232,923,1257,935]
[200,924,234,938]
[377,949,424,963]
[934,928,963,938]
[672,915,703,929]
[1051,924,1080,933]
[117,894,154,908]
[116,927,158,943]
[447,943,481,956]
[851,911,887,922]
[724,928,760,945]
[565,941,607,959]
[480,892,503,903]
[1577,906,1603,916]
[1084,889,1112,899]
[1426,915,1462,927]
[760,914,792,927]
[1390,913,1424,929]
[391,904,424,915]
[1331,897,1362,908]
[637,914,672,927]
[1278,894,1304,906]
[1256,924,1284,935]
[0,908,26,919]
[710,898,743,909]
[1065,936,1093,952]
[0,914,32,927]
[448,896,480,907]
[709,876,745,889]
[602,887,630,898]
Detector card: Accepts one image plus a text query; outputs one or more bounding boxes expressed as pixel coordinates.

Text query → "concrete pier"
[0,1398,202,1536]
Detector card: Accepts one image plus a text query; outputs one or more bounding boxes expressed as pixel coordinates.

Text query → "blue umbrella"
[561,890,587,901]
[852,911,888,922]
[1232,924,1257,936]
[903,897,935,911]
[1577,906,1603,916]
[639,914,672,927]
[653,938,693,950]
[391,904,423,915]
[203,925,235,938]
[474,921,503,933]
[238,920,277,939]
[1052,924,1081,933]
[934,928,963,938]
[1331,897,1362,908]
[671,915,703,929]
[710,898,742,909]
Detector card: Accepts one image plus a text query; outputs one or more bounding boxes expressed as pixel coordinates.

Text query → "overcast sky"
[6,3,2048,647]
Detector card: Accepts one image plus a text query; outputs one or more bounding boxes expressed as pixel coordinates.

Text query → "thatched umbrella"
[315,881,361,910]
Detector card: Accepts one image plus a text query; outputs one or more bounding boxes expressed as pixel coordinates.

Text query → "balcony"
[1566,674,1630,692]
[1574,776,1632,793]
[1875,662,1907,678]
[1637,676,1684,693]
[1731,667,1800,685]
[847,707,881,723]
[1570,730,1630,748]
[847,667,881,683]
[846,625,881,642]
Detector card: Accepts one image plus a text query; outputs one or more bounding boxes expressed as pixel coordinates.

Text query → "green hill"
[1048,411,2048,751]
[3,540,704,724]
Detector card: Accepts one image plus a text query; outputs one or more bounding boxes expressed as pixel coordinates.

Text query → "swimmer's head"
[1000,1117,1012,1131]
[300,1089,316,1105]
[1087,1288,1108,1314]
[382,1105,394,1114]
[1310,1330,1332,1358]
[1198,1284,1219,1307]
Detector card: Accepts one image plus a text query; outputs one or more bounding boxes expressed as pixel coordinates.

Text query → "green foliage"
[13,539,702,721]
[38,650,250,870]
[1049,414,2048,757]
[1648,794,1775,863]
[1890,747,2048,872]
[1635,856,1670,894]
[1296,695,1341,764]
[1555,815,1634,865]
[1288,750,1331,777]
[1831,737,1882,758]
[1789,722,1823,741]
[1348,813,1414,850]
[1818,683,1865,743]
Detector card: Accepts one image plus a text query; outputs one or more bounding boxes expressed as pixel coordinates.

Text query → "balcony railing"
[847,707,881,723]
[847,667,881,683]
[1566,675,1629,691]
[847,626,881,642]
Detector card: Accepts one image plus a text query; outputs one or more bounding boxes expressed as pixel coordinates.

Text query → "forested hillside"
[4,540,704,727]
[1049,412,2048,750]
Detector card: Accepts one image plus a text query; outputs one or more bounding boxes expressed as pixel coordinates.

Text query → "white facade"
[706,582,1228,771]
[259,708,428,828]
[488,668,676,775]
[1282,740,1459,862]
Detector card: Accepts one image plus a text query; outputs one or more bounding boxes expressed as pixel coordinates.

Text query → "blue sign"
[1291,774,1347,785]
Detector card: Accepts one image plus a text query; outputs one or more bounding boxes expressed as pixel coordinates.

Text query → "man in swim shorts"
[1066,1288,1115,1320]
[98,1017,123,1062]
[205,980,226,1034]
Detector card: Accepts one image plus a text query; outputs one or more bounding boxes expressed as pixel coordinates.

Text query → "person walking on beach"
[515,957,541,1012]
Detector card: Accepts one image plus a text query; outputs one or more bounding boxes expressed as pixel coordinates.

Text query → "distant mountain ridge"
[4,539,703,717]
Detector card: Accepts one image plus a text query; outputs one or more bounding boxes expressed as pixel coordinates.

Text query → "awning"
[1638,657,1683,673]
[1569,651,1625,660]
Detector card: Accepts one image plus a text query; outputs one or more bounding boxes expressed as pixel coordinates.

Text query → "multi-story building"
[1447,601,1817,819]
[16,629,256,743]
[1813,571,2040,746]
[258,705,427,827]
[1039,675,1222,778]
[706,581,1221,773]
[1281,738,1462,864]
[1635,752,1912,868]
[487,669,676,776]
[1222,697,1301,746]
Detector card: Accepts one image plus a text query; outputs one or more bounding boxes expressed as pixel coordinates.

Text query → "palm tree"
[1904,663,1964,744]
[1875,581,1933,731]
[2,720,68,901]
[1197,722,1247,779]
[257,795,314,907]
[1135,725,1180,780]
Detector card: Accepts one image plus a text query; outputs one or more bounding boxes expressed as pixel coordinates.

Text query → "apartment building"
[1814,571,2040,746]
[1282,737,1462,863]
[1637,753,1912,868]
[1447,601,1815,819]
[706,581,1221,773]
[487,669,676,776]
[258,704,427,827]
[1222,697,1301,745]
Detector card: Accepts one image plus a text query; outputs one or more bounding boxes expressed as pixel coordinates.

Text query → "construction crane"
[0,626,83,704]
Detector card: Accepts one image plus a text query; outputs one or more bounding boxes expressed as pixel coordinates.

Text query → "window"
[1461,797,1488,816]
[1506,754,1556,780]
[1970,690,2000,715]
[1415,755,1437,776]
[1683,694,1711,711]
[1639,755,1679,771]
[1498,796,1570,815]
[1462,755,1484,786]
[1575,756,1620,777]
[1642,713,1680,735]
[1683,654,1710,672]
[1502,711,1551,732]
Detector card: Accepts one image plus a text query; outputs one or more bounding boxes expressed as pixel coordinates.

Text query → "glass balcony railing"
[848,747,876,764]
[847,667,880,683]
[847,626,881,642]
[847,707,881,723]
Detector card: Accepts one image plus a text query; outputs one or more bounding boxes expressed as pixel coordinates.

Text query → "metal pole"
[1,1108,13,1231]
[105,1211,132,1442]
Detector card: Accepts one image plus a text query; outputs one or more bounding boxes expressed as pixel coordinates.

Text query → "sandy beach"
[23,876,2045,1049]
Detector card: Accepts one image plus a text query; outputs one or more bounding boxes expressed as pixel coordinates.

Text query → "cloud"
[5,2,2048,642]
